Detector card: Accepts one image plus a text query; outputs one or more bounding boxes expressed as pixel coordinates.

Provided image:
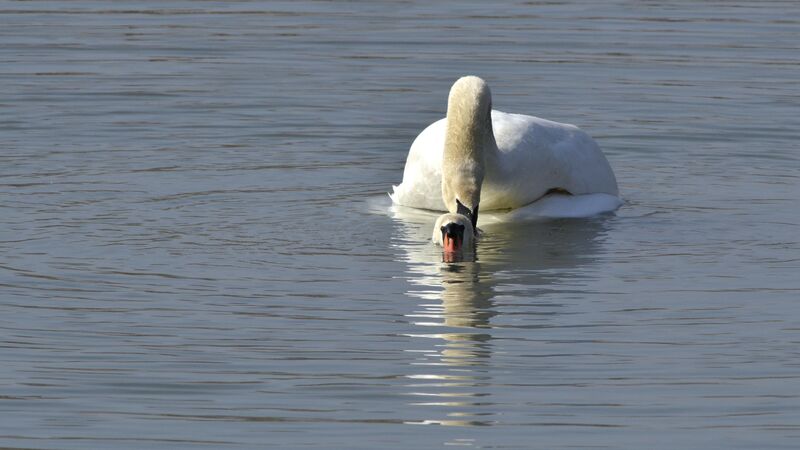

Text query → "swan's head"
[433,213,475,255]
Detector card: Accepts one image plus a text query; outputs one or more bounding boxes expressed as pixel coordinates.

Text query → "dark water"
[2,1,799,448]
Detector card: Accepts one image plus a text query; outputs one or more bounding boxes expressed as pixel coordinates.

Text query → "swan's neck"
[442,94,495,218]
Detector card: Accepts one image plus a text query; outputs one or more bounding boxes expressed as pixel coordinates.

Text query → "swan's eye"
[441,223,465,237]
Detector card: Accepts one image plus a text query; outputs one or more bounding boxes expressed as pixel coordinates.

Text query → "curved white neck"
[440,76,496,225]
[442,108,495,216]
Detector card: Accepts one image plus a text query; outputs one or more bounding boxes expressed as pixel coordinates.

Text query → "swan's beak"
[441,222,465,253]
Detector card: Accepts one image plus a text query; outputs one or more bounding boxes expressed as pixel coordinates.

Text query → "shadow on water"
[389,204,613,426]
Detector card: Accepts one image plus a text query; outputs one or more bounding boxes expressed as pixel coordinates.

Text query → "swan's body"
[389,76,619,252]
[391,111,619,212]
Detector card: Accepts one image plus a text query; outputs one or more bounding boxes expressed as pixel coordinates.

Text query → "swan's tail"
[388,185,399,203]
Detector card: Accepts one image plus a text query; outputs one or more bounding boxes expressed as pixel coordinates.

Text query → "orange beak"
[442,233,462,253]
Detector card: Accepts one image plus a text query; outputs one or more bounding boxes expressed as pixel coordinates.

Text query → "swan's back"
[390,110,618,212]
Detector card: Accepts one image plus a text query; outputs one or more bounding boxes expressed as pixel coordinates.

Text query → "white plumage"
[390,110,619,213]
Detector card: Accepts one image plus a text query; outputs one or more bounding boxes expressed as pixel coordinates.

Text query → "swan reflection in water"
[390,202,612,427]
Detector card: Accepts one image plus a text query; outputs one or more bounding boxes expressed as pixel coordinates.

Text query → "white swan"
[390,76,619,252]
[432,213,474,253]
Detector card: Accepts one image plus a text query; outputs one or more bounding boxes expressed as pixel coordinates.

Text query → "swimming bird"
[432,213,475,254]
[390,76,619,253]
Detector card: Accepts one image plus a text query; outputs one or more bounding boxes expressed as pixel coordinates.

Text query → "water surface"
[1,1,799,448]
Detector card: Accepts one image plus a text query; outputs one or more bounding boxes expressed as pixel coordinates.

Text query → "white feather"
[390,110,619,215]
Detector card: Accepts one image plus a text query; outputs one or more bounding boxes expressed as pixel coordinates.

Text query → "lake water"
[2,1,799,448]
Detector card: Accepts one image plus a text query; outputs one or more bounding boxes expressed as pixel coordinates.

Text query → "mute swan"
[390,76,619,253]
[432,213,475,253]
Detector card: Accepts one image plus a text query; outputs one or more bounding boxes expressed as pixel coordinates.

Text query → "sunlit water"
[2,1,799,449]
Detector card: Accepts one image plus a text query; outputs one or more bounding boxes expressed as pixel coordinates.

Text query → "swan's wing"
[480,193,623,224]
[390,118,447,211]
[547,121,619,197]
[485,112,619,209]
